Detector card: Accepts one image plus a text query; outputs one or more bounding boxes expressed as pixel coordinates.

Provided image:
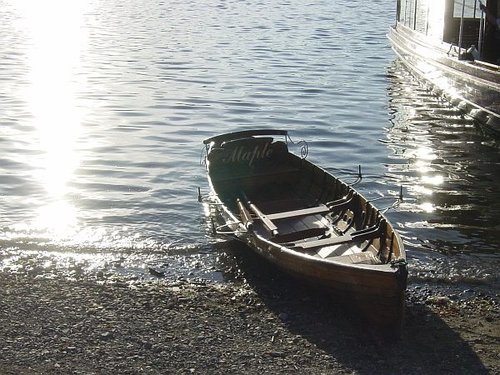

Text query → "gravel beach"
[0,254,498,375]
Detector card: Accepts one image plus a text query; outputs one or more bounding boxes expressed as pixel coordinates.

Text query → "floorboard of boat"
[319,249,382,265]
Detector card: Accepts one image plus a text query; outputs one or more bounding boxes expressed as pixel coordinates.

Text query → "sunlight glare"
[422,174,444,186]
[409,146,437,174]
[14,0,92,237]
[419,202,436,213]
[34,201,78,237]
[426,0,445,40]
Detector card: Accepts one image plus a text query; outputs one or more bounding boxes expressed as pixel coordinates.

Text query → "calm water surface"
[0,0,498,289]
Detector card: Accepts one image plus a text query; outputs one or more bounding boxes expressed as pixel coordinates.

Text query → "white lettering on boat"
[222,141,273,166]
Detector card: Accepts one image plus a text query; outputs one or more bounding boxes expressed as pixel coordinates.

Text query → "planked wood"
[204,129,407,334]
[293,220,385,250]
[274,227,327,243]
[266,204,330,221]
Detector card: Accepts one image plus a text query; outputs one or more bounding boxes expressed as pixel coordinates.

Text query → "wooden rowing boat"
[202,129,408,333]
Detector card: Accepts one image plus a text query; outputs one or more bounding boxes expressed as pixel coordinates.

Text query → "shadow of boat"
[219,239,490,375]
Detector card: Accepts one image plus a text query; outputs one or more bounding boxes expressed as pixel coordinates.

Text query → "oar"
[238,191,279,236]
[236,198,254,231]
[247,201,279,237]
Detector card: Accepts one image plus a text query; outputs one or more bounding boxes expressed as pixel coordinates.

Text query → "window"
[453,0,484,18]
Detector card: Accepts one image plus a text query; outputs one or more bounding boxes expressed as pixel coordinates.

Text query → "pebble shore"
[0,267,498,375]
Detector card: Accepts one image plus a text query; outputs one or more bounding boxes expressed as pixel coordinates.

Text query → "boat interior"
[206,134,402,266]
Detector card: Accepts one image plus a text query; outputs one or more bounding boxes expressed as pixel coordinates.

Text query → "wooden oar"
[236,198,254,230]
[247,201,279,237]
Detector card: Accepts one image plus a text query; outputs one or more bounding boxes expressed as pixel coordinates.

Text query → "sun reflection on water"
[33,201,78,238]
[412,146,437,167]
[13,0,92,238]
[419,202,436,213]
[421,174,444,186]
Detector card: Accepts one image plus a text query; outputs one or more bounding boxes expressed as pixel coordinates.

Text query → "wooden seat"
[241,199,329,238]
[248,193,355,224]
[266,204,331,220]
[274,227,328,243]
[239,193,359,241]
[292,219,386,250]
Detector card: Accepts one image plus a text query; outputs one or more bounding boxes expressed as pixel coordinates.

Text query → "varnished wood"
[266,204,330,221]
[203,130,408,334]
[237,199,254,230]
[247,201,278,236]
[294,219,385,250]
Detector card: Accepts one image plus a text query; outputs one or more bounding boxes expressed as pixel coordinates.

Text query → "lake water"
[0,0,498,290]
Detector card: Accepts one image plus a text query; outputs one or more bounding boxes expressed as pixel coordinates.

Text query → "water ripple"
[0,0,498,285]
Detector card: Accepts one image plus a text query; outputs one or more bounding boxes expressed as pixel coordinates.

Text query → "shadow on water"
[220,240,489,375]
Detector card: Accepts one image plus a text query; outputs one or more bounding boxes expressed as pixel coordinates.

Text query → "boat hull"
[388,23,500,130]
[203,131,408,334]
[212,200,407,333]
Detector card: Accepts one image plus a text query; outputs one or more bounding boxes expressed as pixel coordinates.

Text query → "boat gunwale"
[389,23,500,88]
[203,129,288,145]
[388,24,500,127]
